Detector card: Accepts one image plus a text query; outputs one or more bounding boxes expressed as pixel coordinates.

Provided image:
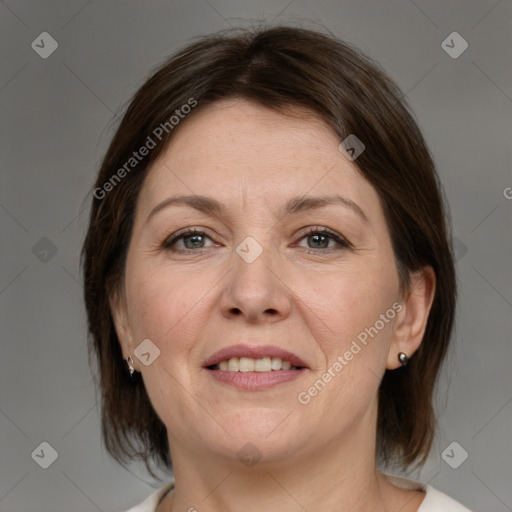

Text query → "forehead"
[138,99,380,218]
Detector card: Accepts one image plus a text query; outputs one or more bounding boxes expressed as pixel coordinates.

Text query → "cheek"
[296,254,399,412]
[124,262,203,350]
[123,265,213,438]
[304,258,399,341]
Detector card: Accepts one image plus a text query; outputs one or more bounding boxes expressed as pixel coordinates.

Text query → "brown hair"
[81,25,456,476]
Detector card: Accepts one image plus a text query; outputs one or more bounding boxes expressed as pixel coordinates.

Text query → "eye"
[162,228,217,252]
[294,227,351,253]
[162,226,350,254]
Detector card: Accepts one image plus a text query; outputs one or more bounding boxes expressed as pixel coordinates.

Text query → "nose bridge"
[220,234,291,322]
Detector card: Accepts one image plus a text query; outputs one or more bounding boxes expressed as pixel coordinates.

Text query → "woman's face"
[112,99,417,465]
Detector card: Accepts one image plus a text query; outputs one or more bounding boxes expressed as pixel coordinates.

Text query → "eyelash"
[162,226,351,254]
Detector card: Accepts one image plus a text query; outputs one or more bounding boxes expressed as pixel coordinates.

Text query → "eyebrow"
[146,194,369,224]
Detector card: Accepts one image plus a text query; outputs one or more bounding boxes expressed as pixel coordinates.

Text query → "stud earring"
[125,355,135,377]
[398,352,409,367]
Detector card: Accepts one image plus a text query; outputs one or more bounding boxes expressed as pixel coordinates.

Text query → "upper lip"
[202,344,308,369]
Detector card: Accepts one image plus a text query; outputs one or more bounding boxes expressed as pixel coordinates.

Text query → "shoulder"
[420,484,473,512]
[385,474,472,512]
[122,481,175,512]
[123,476,473,512]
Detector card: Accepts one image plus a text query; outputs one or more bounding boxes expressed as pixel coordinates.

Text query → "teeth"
[271,357,282,370]
[239,357,255,372]
[255,357,272,372]
[214,356,298,372]
[227,357,239,371]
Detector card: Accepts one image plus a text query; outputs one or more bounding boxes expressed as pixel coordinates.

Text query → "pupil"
[310,234,328,248]
[185,234,204,249]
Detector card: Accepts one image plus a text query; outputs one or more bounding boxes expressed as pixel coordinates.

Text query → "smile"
[210,356,301,372]
[202,344,308,390]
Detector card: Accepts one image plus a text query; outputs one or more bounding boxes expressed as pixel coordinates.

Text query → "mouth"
[209,357,302,372]
[202,344,308,390]
[203,344,308,371]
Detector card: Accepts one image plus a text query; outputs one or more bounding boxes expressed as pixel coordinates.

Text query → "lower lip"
[205,368,306,390]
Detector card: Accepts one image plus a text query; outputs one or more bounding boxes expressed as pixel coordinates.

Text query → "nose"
[219,243,292,324]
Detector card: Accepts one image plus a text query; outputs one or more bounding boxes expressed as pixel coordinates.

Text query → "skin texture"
[110,99,435,511]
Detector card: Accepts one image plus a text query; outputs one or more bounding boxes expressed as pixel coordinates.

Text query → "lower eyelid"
[295,239,347,251]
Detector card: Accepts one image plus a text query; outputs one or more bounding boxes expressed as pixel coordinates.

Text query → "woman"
[82,26,472,511]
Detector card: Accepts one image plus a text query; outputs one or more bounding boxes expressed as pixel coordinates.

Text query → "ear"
[109,287,136,367]
[387,266,436,370]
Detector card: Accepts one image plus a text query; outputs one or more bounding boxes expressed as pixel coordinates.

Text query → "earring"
[398,352,409,367]
[125,355,135,377]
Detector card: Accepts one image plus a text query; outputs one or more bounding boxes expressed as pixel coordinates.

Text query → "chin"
[206,411,311,464]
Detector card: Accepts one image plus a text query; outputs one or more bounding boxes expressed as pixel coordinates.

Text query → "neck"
[158,414,410,511]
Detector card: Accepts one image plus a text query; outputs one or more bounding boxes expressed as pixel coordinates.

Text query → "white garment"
[124,474,472,511]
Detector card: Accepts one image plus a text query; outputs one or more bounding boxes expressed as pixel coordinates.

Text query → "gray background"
[1,1,511,511]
